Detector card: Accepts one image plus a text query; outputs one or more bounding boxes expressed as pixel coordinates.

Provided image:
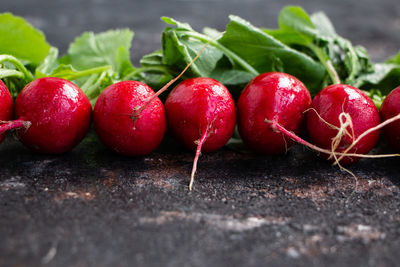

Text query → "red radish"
[165,77,236,190]
[237,72,311,154]
[0,77,92,154]
[380,86,400,151]
[92,43,208,157]
[0,81,13,143]
[93,80,166,156]
[306,84,380,165]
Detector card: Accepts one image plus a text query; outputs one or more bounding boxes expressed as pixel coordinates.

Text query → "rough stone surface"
[1,1,400,266]
[1,133,400,267]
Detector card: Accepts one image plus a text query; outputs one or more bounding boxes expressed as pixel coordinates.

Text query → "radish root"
[0,119,31,135]
[189,126,211,191]
[266,114,400,161]
[266,113,400,191]
[265,110,400,181]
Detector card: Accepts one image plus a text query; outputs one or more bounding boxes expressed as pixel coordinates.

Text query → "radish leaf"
[67,29,134,78]
[0,13,50,65]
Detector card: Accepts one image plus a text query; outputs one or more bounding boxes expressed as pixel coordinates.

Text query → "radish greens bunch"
[1,6,400,106]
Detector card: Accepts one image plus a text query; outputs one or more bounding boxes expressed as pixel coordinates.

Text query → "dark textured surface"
[1,1,400,267]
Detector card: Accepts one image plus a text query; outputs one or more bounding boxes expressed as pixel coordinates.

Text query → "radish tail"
[189,128,210,191]
[265,119,400,159]
[0,119,31,135]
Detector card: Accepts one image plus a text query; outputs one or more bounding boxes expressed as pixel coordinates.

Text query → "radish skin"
[165,77,236,190]
[237,72,311,154]
[307,84,380,164]
[0,81,13,143]
[1,77,92,154]
[93,80,166,156]
[380,86,400,151]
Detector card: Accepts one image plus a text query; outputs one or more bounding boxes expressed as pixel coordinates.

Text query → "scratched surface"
[1,134,400,266]
[1,0,400,266]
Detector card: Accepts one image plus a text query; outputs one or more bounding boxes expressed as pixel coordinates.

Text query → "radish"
[0,77,92,154]
[0,81,13,144]
[237,72,311,154]
[164,77,236,190]
[380,86,400,151]
[93,80,166,156]
[93,43,209,157]
[306,84,380,164]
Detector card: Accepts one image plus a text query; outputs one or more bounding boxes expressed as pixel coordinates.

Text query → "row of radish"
[1,71,399,189]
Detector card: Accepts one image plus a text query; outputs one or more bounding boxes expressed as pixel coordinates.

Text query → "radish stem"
[122,66,171,80]
[0,55,34,82]
[0,69,24,79]
[309,45,341,84]
[58,65,111,81]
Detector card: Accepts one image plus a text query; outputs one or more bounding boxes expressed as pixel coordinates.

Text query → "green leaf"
[209,69,254,86]
[363,89,385,108]
[262,29,310,47]
[141,72,175,93]
[43,64,78,78]
[80,71,116,105]
[162,22,224,77]
[263,6,375,88]
[35,47,59,77]
[138,50,174,90]
[310,12,336,38]
[154,14,327,91]
[202,27,222,39]
[355,63,400,95]
[161,16,193,30]
[67,29,134,76]
[140,50,164,67]
[386,51,400,64]
[116,46,135,77]
[278,6,317,42]
[0,13,50,65]
[218,15,325,91]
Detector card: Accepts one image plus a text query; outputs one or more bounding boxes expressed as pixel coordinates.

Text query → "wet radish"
[165,77,236,190]
[306,84,380,164]
[93,80,166,156]
[0,81,14,144]
[237,72,311,154]
[0,77,92,153]
[380,85,400,151]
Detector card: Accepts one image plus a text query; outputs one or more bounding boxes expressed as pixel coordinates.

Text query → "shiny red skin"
[0,81,13,143]
[380,86,400,151]
[307,84,380,165]
[14,77,92,154]
[165,77,236,152]
[93,81,166,156]
[237,72,311,154]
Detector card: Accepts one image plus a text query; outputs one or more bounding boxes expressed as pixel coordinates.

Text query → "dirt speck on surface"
[336,224,386,243]
[139,211,289,232]
[0,176,26,191]
[53,191,96,201]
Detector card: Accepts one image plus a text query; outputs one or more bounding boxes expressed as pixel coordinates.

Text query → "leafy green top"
[0,13,50,65]
[0,6,400,108]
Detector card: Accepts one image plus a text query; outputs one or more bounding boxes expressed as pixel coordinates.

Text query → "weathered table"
[1,0,400,266]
